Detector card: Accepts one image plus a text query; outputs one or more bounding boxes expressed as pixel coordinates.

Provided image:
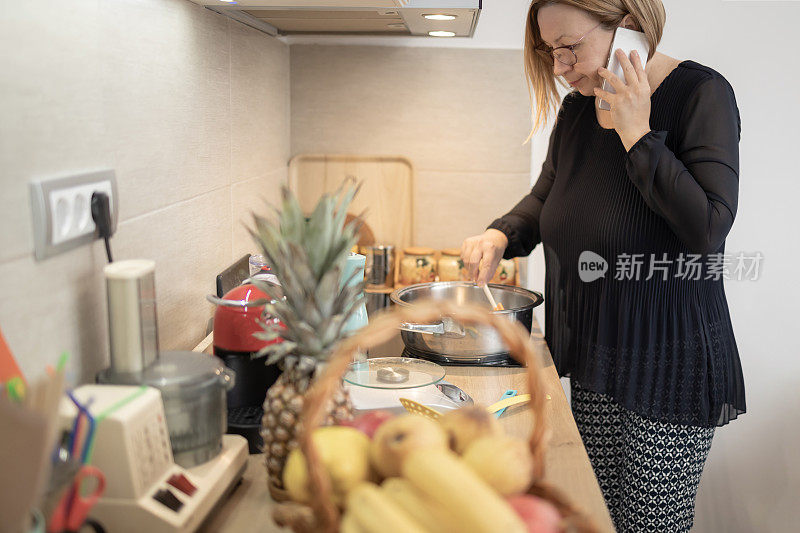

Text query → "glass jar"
[399,247,437,285]
[491,258,516,285]
[438,248,465,282]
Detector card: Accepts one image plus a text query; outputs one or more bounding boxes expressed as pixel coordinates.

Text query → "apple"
[340,410,394,438]
[438,405,503,454]
[370,414,448,478]
[507,494,562,533]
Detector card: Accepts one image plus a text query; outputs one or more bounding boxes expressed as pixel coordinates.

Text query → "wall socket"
[30,170,118,261]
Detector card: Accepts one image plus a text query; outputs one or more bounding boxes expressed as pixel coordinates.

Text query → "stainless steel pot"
[389,282,543,362]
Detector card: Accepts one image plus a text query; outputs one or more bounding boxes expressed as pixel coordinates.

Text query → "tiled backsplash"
[290,45,534,251]
[1,8,535,383]
[0,0,289,381]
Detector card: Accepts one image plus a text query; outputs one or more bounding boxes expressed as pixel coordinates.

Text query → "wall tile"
[0,247,109,384]
[0,0,109,262]
[230,21,290,183]
[99,0,232,221]
[230,168,288,260]
[113,187,232,358]
[0,187,233,382]
[0,2,289,381]
[290,45,532,174]
[414,170,532,250]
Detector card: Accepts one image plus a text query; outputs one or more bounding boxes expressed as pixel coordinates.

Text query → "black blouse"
[489,61,746,427]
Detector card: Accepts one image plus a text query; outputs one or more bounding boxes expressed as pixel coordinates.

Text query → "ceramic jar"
[438,248,467,282]
[490,258,516,285]
[399,247,437,285]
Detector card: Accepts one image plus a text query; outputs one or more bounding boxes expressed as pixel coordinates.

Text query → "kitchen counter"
[195,320,615,532]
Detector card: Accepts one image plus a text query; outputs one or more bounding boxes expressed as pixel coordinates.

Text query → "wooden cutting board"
[288,155,414,250]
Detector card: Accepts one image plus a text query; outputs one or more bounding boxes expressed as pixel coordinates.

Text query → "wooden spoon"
[482,284,504,311]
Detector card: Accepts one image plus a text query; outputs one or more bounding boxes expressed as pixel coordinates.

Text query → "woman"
[461,1,746,531]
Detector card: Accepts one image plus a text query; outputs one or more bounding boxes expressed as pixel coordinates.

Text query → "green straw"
[57,351,69,372]
[84,386,149,464]
[6,377,25,403]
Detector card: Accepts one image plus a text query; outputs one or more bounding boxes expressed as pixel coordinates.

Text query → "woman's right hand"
[461,229,509,286]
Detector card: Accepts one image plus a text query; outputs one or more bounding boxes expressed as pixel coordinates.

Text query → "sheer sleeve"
[488,111,562,259]
[625,75,741,254]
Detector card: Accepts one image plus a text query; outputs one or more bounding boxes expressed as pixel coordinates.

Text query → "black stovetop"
[400,347,523,367]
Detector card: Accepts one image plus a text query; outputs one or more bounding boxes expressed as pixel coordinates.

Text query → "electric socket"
[30,170,118,261]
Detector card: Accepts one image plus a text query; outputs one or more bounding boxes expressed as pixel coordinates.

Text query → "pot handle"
[218,366,236,391]
[399,322,445,335]
[398,317,465,338]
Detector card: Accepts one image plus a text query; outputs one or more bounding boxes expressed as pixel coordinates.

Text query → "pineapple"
[248,182,364,494]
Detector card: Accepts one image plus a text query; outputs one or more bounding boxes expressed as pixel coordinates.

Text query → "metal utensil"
[399,315,465,338]
[435,382,474,405]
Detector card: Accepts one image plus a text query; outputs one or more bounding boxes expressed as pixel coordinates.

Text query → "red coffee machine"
[208,283,282,453]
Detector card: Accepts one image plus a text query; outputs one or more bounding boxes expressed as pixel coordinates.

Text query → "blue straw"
[66,390,96,464]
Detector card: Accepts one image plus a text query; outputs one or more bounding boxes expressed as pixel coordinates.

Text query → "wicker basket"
[271,300,598,533]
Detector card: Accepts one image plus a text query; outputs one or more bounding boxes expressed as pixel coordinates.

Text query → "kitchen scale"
[343,357,464,414]
[58,385,247,533]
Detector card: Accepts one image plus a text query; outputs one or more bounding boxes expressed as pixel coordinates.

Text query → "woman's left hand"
[594,49,652,151]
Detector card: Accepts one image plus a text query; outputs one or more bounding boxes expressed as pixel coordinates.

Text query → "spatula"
[482,284,504,311]
[399,394,532,421]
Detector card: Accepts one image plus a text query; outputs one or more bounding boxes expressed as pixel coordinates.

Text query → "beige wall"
[0,0,289,382]
[290,45,533,251]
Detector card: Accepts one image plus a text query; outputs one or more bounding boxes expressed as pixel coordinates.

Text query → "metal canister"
[366,292,392,317]
[362,245,395,288]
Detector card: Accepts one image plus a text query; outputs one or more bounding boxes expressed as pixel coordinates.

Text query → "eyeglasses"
[536,22,603,66]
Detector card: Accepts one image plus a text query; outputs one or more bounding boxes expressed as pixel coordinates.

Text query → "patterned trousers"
[570,380,715,532]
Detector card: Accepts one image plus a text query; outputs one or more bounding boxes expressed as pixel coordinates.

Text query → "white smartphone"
[598,27,650,111]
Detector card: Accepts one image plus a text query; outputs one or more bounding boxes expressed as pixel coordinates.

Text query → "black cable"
[91,191,114,263]
[103,237,113,263]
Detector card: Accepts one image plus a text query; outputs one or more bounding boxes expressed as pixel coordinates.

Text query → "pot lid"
[343,357,445,390]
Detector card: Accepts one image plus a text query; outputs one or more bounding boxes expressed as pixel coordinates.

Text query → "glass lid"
[343,357,445,390]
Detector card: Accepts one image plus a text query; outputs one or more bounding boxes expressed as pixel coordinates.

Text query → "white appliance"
[188,0,481,37]
[104,260,159,375]
[58,385,247,533]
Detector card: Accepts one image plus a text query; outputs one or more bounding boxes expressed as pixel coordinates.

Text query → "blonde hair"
[524,0,666,136]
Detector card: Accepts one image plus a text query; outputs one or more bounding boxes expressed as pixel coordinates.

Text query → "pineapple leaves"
[248,182,363,366]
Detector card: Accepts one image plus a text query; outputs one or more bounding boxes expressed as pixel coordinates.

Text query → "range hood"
[190,1,481,37]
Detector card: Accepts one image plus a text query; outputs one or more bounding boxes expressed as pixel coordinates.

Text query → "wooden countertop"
[195,321,614,532]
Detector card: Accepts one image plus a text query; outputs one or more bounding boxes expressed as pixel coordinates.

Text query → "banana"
[381,477,459,533]
[402,449,527,533]
[345,482,427,533]
[340,510,367,533]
